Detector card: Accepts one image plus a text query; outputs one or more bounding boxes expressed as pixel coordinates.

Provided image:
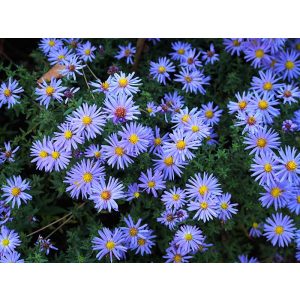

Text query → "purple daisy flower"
[0,78,24,108]
[109,72,141,96]
[180,48,202,70]
[264,213,295,247]
[67,103,106,140]
[0,251,24,263]
[60,54,85,80]
[205,128,219,146]
[92,227,127,262]
[90,77,112,95]
[138,168,166,198]
[89,177,124,212]
[216,193,238,222]
[35,78,67,109]
[200,101,223,126]
[0,201,12,226]
[77,41,96,62]
[30,137,52,171]
[277,83,300,105]
[35,235,58,255]
[157,209,180,230]
[243,126,280,155]
[132,230,156,256]
[238,255,259,263]
[0,226,21,254]
[125,183,141,201]
[164,245,193,263]
[148,127,170,155]
[103,94,140,124]
[102,133,135,170]
[161,187,187,210]
[171,107,201,130]
[146,101,159,117]
[39,38,63,54]
[1,176,32,208]
[282,120,298,132]
[48,46,72,65]
[115,43,136,64]
[0,141,19,163]
[201,43,219,65]
[183,116,210,141]
[150,57,175,85]
[174,225,204,253]
[249,222,263,238]
[84,144,104,162]
[223,38,244,56]
[170,41,192,62]
[235,110,264,134]
[275,50,300,81]
[287,187,300,215]
[227,91,252,115]
[64,159,105,199]
[187,196,218,222]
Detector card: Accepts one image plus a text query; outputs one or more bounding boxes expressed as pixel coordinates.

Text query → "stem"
[82,68,95,100]
[86,64,99,80]
[45,214,74,239]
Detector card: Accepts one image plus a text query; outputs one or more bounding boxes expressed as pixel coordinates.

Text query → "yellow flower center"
[255,49,264,58]
[297,195,300,204]
[129,134,139,144]
[205,110,214,119]
[238,100,247,110]
[233,40,240,46]
[4,88,11,97]
[39,150,48,158]
[181,114,190,122]
[129,227,138,236]
[118,78,128,88]
[247,116,256,125]
[221,202,228,209]
[285,60,294,70]
[158,66,166,73]
[176,140,186,150]
[258,100,268,110]
[271,187,282,198]
[106,241,115,250]
[191,125,199,132]
[58,54,65,60]
[101,190,111,201]
[252,222,259,229]
[115,147,124,156]
[286,160,297,171]
[101,81,110,90]
[51,151,60,159]
[138,238,146,246]
[82,115,92,126]
[263,82,273,91]
[2,239,10,246]
[187,57,194,64]
[94,151,101,158]
[256,138,267,148]
[134,192,140,198]
[184,76,192,83]
[124,49,131,57]
[11,187,21,196]
[84,49,91,56]
[200,201,208,209]
[177,48,185,55]
[174,254,182,263]
[184,233,193,241]
[64,130,73,139]
[264,163,272,172]
[172,194,180,201]
[274,226,284,235]
[297,44,300,51]
[83,172,93,183]
[154,137,162,146]
[198,185,208,196]
[164,156,174,166]
[147,107,153,113]
[148,181,156,188]
[48,40,55,47]
[46,86,55,96]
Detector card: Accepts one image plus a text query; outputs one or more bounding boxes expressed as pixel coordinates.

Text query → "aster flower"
[60,55,85,80]
[92,228,127,262]
[164,91,185,113]
[35,235,58,255]
[180,48,202,70]
[264,213,295,247]
[163,129,201,162]
[174,68,210,95]
[35,78,67,109]
[90,77,112,95]
[171,107,201,130]
[0,226,21,254]
[235,110,263,134]
[0,251,24,263]
[115,43,136,64]
[102,133,135,170]
[282,120,298,132]
[84,144,104,162]
[205,128,219,146]
[146,101,159,117]
[121,215,150,248]
[216,193,238,221]
[248,92,280,124]
[277,83,300,105]
[259,181,292,210]
[150,57,175,85]
[63,38,81,50]
[157,209,180,230]
[125,183,141,201]
[199,102,223,126]
[164,245,192,263]
[64,159,105,199]
[227,91,252,114]
[48,46,72,65]
[238,255,259,263]
[109,72,142,96]
[138,168,166,198]
[103,94,140,124]
[251,70,283,96]
[89,177,125,212]
[63,87,80,103]
[287,187,300,215]
[274,146,300,184]
[39,38,63,54]
[53,122,83,151]
[67,103,106,140]
[0,78,24,108]
[243,126,280,155]
[77,41,96,62]
[250,151,279,186]
[1,176,32,208]
[202,43,219,65]
[183,116,210,141]
[107,65,120,75]
[132,230,156,256]
[0,141,19,163]
[223,38,244,56]
[0,201,12,226]
[264,38,286,54]
[170,41,192,61]
[187,196,218,222]
[275,50,300,81]
[174,225,204,252]
[249,222,263,238]
[161,187,187,210]
[153,153,187,181]
[186,172,222,201]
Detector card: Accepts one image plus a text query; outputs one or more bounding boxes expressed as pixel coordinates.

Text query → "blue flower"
[39,38,63,54]
[48,46,72,65]
[199,101,223,126]
[287,187,300,215]
[249,222,263,238]
[174,225,204,252]
[275,50,300,81]
[216,193,238,222]
[150,57,175,85]
[0,226,21,254]
[277,83,300,105]
[0,141,19,164]
[125,183,141,201]
[0,251,24,263]
[164,245,192,263]
[115,43,136,64]
[187,196,218,222]
[109,72,142,96]
[170,41,192,62]
[35,236,58,255]
[180,48,202,70]
[264,213,295,247]
[223,38,244,56]
[0,78,24,108]
[157,209,180,230]
[227,91,251,114]
[77,41,96,62]
[161,187,187,210]
[238,255,259,263]
[201,43,219,65]
[60,55,85,80]
[132,230,156,256]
